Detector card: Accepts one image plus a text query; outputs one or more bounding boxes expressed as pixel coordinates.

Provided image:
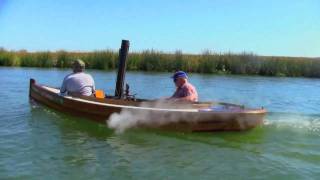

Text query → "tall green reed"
[0,48,319,78]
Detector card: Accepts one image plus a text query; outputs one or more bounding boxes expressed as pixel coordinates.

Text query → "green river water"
[0,67,319,179]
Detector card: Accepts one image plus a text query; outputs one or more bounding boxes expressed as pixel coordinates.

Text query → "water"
[0,67,320,179]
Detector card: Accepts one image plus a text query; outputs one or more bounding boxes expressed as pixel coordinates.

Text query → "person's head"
[172,71,188,87]
[72,59,85,73]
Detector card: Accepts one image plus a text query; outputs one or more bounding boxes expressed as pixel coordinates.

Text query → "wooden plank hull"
[29,79,266,132]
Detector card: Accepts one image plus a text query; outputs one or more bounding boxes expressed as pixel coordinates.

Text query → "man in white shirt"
[60,59,95,96]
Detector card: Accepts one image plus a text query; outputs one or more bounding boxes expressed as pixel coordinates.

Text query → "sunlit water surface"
[0,67,319,179]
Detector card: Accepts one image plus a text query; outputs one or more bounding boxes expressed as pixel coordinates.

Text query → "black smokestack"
[115,40,130,98]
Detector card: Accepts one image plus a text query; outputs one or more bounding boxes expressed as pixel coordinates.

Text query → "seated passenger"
[60,59,95,97]
[169,71,198,102]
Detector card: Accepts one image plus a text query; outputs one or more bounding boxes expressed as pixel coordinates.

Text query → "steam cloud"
[107,100,198,133]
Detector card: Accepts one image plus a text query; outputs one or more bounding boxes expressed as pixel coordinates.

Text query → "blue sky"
[0,0,319,57]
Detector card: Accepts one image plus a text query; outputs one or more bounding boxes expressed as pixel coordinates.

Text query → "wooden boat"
[29,78,266,132]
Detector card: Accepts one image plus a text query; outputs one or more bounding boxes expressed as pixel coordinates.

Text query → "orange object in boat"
[95,90,105,99]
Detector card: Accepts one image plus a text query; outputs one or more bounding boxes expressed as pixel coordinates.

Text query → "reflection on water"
[1,67,320,179]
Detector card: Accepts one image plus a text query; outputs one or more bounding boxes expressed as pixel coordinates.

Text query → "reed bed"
[0,48,319,77]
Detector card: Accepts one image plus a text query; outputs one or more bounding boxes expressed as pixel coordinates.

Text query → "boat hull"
[29,79,266,132]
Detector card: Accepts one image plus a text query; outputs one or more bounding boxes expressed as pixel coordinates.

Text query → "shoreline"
[1,49,319,78]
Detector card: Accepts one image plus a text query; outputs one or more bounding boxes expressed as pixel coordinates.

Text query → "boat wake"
[264,112,320,133]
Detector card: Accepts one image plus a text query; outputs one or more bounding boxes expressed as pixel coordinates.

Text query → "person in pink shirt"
[169,71,198,102]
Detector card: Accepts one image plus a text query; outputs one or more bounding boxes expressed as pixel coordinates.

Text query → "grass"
[0,48,319,77]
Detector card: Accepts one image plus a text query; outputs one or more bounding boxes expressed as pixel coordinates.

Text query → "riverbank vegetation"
[0,48,319,77]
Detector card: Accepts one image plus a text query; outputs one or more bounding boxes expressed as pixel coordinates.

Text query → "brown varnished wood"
[29,79,266,131]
